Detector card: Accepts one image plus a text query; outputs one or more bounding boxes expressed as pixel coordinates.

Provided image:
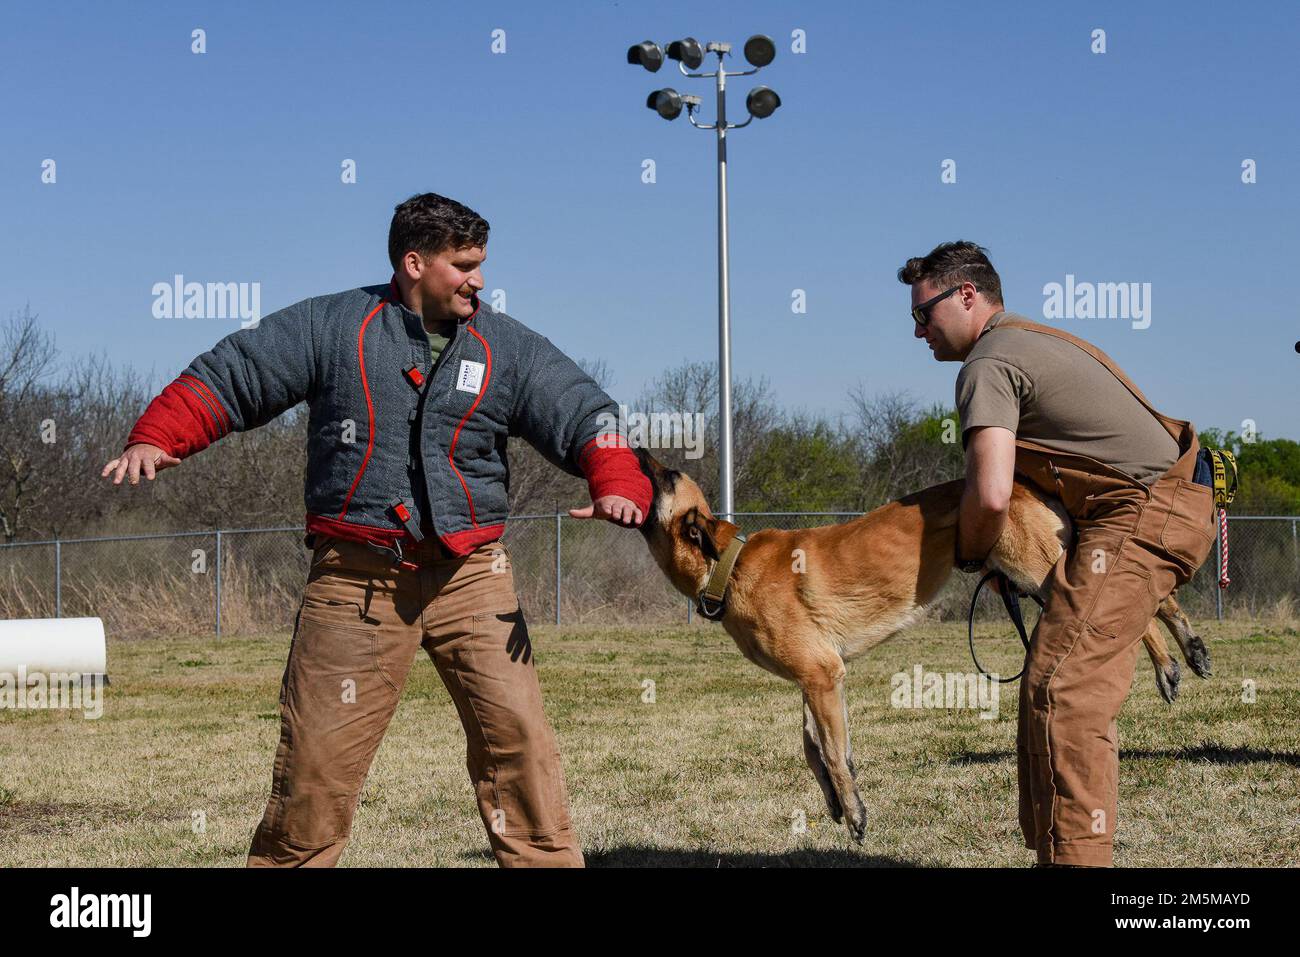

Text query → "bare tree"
[505,357,610,514]
[845,386,964,506]
[0,308,59,542]
[636,359,781,508]
[151,408,308,531]
[0,302,970,544]
[25,355,152,538]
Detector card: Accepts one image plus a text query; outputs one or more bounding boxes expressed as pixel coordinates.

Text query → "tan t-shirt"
[955,312,1179,485]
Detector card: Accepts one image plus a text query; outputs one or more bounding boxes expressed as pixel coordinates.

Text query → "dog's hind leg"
[842,693,856,780]
[1142,619,1182,704]
[802,695,843,822]
[1156,590,1211,678]
[800,660,867,844]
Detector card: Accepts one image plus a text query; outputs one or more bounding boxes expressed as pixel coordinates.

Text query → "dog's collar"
[697,532,747,621]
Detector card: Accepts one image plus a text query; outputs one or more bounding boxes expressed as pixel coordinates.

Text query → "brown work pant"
[247,537,583,867]
[1017,474,1214,866]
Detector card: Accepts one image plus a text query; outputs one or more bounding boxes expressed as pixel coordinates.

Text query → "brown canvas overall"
[246,537,583,868]
[992,319,1216,866]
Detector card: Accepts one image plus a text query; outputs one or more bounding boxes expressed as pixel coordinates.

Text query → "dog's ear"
[682,507,721,562]
[634,446,656,482]
[636,447,676,481]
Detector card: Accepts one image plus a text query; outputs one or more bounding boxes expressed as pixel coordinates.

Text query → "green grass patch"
[0,620,1295,867]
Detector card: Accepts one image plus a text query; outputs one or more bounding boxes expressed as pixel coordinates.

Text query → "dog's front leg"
[801,669,867,843]
[802,694,843,822]
[1141,619,1182,704]
[1156,590,1212,678]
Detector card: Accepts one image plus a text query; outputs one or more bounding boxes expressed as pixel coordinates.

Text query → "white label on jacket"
[456,360,485,394]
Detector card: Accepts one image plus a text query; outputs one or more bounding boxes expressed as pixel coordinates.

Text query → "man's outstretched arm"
[509,332,651,527]
[101,299,315,486]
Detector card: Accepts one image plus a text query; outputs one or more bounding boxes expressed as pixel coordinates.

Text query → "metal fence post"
[554,513,562,626]
[1214,526,1223,622]
[215,530,223,638]
[55,540,62,618]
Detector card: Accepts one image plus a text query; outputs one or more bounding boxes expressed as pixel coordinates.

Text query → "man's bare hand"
[569,495,643,528]
[102,443,182,486]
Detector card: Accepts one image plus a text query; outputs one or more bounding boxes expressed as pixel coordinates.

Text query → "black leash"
[967,570,1044,683]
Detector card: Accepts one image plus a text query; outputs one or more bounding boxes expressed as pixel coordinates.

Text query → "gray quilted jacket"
[127,278,645,556]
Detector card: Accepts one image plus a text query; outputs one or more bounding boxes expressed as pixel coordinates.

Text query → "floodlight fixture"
[646,88,684,120]
[626,40,664,72]
[742,34,776,68]
[666,37,705,70]
[745,85,781,119]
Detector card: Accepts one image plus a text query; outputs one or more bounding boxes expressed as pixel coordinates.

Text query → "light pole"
[628,35,781,521]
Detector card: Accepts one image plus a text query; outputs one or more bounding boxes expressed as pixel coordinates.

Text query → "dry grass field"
[1,617,1296,867]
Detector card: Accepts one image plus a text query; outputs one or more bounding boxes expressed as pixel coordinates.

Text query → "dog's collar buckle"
[697,593,727,620]
[696,532,747,621]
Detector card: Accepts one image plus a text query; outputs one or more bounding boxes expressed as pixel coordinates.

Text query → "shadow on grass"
[949,743,1300,767]
[1122,744,1300,766]
[459,847,917,867]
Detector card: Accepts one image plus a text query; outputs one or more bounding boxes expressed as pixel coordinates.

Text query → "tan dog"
[634,450,1211,842]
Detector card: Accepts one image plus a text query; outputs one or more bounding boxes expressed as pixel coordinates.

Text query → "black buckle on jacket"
[362,501,426,571]
[366,538,420,572]
[389,500,424,543]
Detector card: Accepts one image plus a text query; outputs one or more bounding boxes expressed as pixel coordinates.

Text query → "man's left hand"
[569,496,643,528]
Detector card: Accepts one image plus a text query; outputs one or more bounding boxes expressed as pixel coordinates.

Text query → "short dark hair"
[897,240,1003,306]
[388,193,490,272]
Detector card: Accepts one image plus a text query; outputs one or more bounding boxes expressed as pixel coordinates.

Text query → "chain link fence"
[0,514,1295,638]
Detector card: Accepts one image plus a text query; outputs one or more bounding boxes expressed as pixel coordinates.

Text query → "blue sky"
[3,0,1296,439]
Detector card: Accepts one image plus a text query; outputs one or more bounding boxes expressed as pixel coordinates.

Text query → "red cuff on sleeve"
[578,435,652,525]
[124,375,230,458]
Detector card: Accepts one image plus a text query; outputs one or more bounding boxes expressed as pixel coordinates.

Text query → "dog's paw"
[1186,635,1212,678]
[1154,658,1181,704]
[825,793,844,823]
[845,795,867,844]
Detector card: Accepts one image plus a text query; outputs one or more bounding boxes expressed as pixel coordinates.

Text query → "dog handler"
[899,241,1215,867]
[103,193,652,867]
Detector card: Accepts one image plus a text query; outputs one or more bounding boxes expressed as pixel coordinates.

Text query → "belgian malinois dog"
[634,450,1211,842]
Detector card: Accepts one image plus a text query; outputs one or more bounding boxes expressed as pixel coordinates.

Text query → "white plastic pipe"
[0,617,107,676]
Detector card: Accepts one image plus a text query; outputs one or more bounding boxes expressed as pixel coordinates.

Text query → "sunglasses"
[911,284,968,327]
